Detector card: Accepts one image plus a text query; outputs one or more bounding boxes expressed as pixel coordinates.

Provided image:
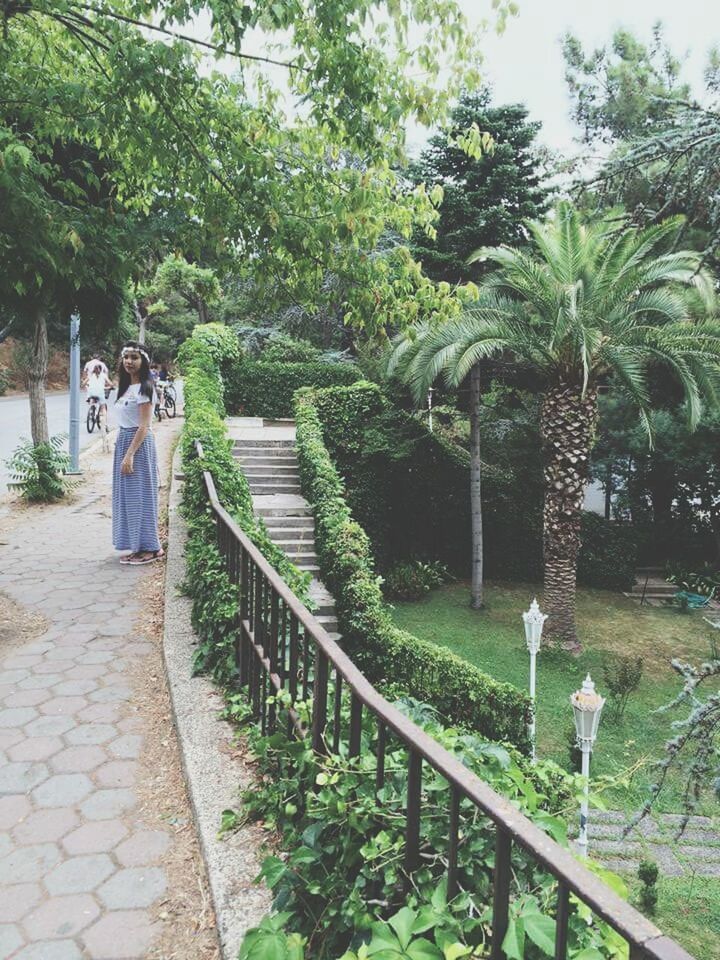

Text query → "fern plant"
[6,435,73,502]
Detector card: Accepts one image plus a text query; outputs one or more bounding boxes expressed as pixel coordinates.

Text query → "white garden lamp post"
[522,598,547,762]
[571,674,605,858]
[427,387,434,433]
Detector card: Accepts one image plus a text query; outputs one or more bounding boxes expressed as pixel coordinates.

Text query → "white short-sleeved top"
[115,383,154,429]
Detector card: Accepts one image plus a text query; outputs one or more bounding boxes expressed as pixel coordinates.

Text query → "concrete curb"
[163,446,271,959]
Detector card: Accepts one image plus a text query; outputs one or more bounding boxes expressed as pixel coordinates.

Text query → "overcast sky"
[463,0,720,157]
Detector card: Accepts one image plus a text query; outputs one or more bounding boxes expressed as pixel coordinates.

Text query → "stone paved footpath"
[0,424,211,960]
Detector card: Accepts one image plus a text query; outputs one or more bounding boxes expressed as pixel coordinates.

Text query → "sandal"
[128,549,165,565]
[120,552,140,564]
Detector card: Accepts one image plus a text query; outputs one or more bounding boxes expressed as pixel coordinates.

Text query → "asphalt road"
[0,382,182,495]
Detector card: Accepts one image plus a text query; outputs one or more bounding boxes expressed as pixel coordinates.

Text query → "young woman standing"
[112,342,163,565]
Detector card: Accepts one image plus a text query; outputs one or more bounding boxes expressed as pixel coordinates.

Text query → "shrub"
[384,559,451,601]
[602,655,644,720]
[224,359,362,418]
[6,435,73,503]
[0,367,8,397]
[189,321,241,366]
[577,513,638,590]
[294,386,532,751]
[261,334,322,364]
[638,859,659,915]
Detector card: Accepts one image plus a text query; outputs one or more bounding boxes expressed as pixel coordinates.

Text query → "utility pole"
[68,311,82,475]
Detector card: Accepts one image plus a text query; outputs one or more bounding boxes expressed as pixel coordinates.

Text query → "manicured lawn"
[633,876,720,959]
[390,580,718,814]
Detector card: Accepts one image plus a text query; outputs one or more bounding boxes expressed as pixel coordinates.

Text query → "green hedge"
[224,359,362,418]
[179,334,310,682]
[294,385,532,751]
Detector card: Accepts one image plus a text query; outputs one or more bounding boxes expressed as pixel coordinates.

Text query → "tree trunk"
[541,382,598,650]
[198,299,209,325]
[28,306,49,446]
[469,362,484,609]
[133,300,147,345]
[604,462,613,521]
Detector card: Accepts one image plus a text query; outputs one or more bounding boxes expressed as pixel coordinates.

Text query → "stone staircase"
[626,566,677,604]
[229,418,339,638]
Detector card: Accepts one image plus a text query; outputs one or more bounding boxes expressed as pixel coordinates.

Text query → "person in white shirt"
[83,354,109,383]
[112,342,163,565]
[85,363,113,414]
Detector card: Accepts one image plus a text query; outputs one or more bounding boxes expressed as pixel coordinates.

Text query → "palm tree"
[394,203,720,649]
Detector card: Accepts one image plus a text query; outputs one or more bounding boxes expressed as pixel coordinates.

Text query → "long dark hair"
[116,341,154,400]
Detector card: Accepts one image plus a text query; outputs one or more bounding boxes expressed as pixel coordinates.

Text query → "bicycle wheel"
[154,402,163,422]
[165,383,177,403]
[164,395,176,418]
[86,405,96,433]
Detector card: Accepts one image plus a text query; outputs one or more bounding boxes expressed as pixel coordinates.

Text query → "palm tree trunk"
[541,383,598,650]
[28,305,49,446]
[469,362,483,609]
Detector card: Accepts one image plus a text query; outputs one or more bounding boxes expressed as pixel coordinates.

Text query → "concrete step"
[241,464,299,474]
[631,583,675,595]
[235,456,299,467]
[244,470,300,481]
[249,484,302,496]
[288,555,318,567]
[235,439,295,449]
[234,449,298,460]
[272,539,316,552]
[255,504,312,518]
[315,614,339,632]
[265,522,315,536]
[297,563,321,574]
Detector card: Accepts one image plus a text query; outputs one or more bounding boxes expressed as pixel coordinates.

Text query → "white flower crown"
[121,346,150,363]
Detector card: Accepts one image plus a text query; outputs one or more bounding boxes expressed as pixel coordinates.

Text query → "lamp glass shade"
[522,598,547,655]
[570,674,605,745]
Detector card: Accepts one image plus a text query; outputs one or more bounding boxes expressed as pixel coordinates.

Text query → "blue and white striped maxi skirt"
[112,427,160,552]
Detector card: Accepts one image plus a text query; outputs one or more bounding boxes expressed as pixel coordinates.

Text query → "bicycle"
[86,395,102,433]
[154,384,176,421]
[162,377,177,404]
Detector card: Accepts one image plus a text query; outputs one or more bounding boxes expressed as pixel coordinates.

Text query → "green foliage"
[152,255,222,324]
[384,560,451,601]
[294,385,532,750]
[0,367,8,397]
[637,859,659,916]
[261,335,323,364]
[602,656,644,720]
[238,694,619,960]
[576,514,638,590]
[666,564,720,597]
[6,435,73,502]
[178,335,310,682]
[408,88,549,284]
[224,359,362,419]
[190,323,241,368]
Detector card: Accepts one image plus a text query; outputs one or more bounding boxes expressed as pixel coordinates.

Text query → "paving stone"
[686,862,720,877]
[80,788,136,820]
[0,761,49,794]
[98,866,166,908]
[593,810,626,824]
[116,718,143,734]
[62,665,106,682]
[601,858,640,875]
[32,773,94,808]
[115,830,170,867]
[1,654,44,669]
[0,795,31,829]
[676,844,720,862]
[65,723,117,746]
[50,745,107,774]
[14,939,84,959]
[590,839,644,857]
[34,660,75,675]
[0,729,23,751]
[62,820,128,855]
[38,696,89,717]
[663,813,714,829]
[587,823,623,840]
[81,652,115,665]
[88,686,132,704]
[8,736,63,762]
[0,707,38,728]
[676,828,720,843]
[95,760,138,789]
[45,646,87,661]
[52,680,99,697]
[0,883,42,922]
[650,845,684,877]
[3,689,51,708]
[13,808,79,844]
[0,669,30,685]
[24,716,74,738]
[77,703,122,723]
[23,893,100,938]
[108,734,142,759]
[0,923,24,957]
[82,909,160,959]
[0,843,62,883]
[18,675,63,691]
[45,854,115,895]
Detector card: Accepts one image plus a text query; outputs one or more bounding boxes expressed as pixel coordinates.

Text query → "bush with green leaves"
[189,321,241,366]
[602,655,644,720]
[238,693,625,960]
[666,563,720,597]
[6,435,73,503]
[294,386,532,751]
[637,860,659,916]
[0,367,9,397]
[178,336,311,681]
[384,559,451,601]
[261,334,323,364]
[224,359,362,419]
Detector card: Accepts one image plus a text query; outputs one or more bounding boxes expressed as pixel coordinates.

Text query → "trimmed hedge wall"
[179,332,310,682]
[224,359,362,418]
[294,385,532,752]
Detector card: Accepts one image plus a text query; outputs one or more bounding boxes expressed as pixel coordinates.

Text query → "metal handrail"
[194,441,694,960]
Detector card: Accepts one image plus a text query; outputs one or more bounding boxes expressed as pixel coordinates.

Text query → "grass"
[632,875,720,959]
[390,580,718,814]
